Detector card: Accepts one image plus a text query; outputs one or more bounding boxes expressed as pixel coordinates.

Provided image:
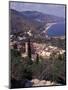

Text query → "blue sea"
[47,23,65,36]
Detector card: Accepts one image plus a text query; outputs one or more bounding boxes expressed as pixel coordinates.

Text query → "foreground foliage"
[10,49,66,88]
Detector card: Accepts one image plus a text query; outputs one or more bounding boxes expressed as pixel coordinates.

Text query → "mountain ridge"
[10,9,65,37]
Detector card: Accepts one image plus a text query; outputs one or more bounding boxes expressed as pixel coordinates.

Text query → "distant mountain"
[21,11,64,23]
[10,9,65,37]
[10,9,43,34]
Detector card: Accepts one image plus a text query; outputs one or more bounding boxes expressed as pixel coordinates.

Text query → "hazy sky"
[10,2,65,18]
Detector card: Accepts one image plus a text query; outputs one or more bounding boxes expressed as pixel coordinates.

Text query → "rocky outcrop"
[31,79,59,86]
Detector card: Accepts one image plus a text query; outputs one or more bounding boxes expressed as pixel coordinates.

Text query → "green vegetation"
[11,47,66,85]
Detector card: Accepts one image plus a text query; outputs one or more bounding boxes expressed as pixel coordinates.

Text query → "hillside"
[10,9,65,37]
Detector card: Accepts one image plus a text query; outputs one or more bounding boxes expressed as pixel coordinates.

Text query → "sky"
[10,1,65,18]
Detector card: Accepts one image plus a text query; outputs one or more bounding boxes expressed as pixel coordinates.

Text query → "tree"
[58,53,63,60]
[27,38,32,64]
[36,54,39,64]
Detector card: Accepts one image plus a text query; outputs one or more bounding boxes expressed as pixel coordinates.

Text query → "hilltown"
[10,35,65,61]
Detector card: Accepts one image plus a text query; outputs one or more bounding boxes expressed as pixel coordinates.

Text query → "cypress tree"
[27,38,32,64]
[36,54,39,64]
